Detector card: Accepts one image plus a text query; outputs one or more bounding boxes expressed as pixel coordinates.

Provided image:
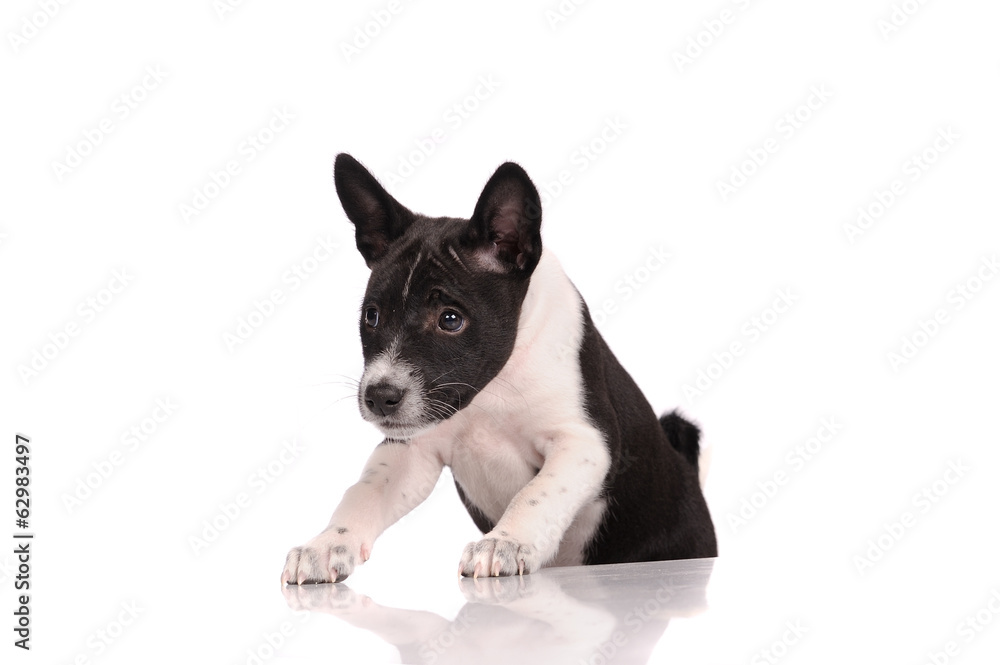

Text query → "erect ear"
[464,162,543,273]
[334,153,416,267]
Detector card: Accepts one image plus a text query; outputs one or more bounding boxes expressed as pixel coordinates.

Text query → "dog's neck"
[491,249,585,389]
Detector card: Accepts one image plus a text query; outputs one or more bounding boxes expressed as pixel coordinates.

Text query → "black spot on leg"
[500,530,509,537]
[378,462,388,466]
[333,545,348,555]
[528,499,538,506]
[337,527,348,534]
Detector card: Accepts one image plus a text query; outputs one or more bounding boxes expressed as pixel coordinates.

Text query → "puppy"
[282,154,717,583]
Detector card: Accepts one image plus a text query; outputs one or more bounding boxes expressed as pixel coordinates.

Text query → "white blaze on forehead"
[447,245,469,272]
[400,250,422,303]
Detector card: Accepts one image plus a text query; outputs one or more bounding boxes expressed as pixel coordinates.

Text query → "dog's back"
[573,303,718,564]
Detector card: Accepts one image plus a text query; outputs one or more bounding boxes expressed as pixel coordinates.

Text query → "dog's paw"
[459,535,539,578]
[281,531,369,585]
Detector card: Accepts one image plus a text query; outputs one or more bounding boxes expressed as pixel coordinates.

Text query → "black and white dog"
[282,154,717,584]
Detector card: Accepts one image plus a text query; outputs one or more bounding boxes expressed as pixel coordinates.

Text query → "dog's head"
[333,154,543,441]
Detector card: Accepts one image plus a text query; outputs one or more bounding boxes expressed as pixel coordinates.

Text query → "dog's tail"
[660,410,710,488]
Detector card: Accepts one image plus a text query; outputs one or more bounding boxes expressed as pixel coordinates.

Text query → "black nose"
[364,383,405,417]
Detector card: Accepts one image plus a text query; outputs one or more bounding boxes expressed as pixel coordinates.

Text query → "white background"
[2,0,999,663]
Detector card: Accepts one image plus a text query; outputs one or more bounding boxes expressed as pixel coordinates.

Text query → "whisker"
[303,373,361,389]
[428,367,460,385]
[427,386,504,429]
[316,394,361,412]
[433,380,523,412]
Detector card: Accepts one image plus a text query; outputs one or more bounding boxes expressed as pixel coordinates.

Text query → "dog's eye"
[438,310,464,332]
[364,307,379,328]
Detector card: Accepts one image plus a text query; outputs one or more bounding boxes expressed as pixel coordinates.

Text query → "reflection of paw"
[459,573,529,604]
[459,535,539,578]
[282,582,373,615]
[281,530,369,585]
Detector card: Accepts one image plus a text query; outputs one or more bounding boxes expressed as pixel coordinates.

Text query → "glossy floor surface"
[282,559,715,665]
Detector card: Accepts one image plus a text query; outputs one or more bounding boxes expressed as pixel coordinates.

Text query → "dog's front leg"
[460,429,610,577]
[283,440,443,584]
